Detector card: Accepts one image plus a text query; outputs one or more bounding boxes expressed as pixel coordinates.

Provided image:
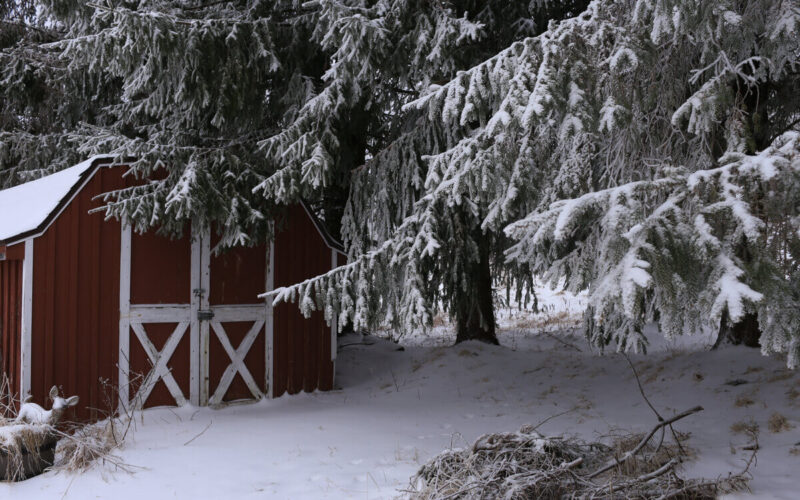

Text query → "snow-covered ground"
[4,286,799,499]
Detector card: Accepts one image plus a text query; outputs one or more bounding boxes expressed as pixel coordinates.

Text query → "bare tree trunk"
[455,236,498,345]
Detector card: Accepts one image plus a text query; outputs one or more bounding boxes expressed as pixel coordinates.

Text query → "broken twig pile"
[408,406,750,499]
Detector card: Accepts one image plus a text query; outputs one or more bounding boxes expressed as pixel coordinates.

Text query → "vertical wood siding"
[0,243,24,411]
[209,234,266,305]
[7,160,336,417]
[209,234,267,401]
[131,229,191,305]
[30,167,125,421]
[129,228,192,408]
[273,205,335,397]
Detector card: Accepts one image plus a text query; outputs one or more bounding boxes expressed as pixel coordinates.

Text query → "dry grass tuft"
[767,371,795,383]
[53,417,133,473]
[790,447,800,456]
[734,394,756,408]
[730,419,759,436]
[767,413,794,434]
[50,375,148,475]
[0,424,55,481]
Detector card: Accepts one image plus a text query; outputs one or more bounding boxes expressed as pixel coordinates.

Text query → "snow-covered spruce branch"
[262,197,442,333]
[254,0,484,205]
[267,0,800,349]
[404,0,800,203]
[81,2,274,27]
[506,132,800,362]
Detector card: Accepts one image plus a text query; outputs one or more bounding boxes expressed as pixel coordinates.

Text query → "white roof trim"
[299,201,346,256]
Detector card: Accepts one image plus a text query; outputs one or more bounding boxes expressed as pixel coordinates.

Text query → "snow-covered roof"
[0,155,114,246]
[0,155,346,252]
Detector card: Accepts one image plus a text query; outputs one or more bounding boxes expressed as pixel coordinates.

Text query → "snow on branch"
[506,132,800,353]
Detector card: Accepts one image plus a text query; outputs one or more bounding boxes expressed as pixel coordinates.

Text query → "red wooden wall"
[273,205,334,397]
[0,243,24,410]
[209,233,266,305]
[30,167,125,421]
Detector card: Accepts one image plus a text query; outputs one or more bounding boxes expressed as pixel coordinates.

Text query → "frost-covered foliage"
[0,0,524,245]
[507,133,800,366]
[1,1,291,242]
[271,0,800,362]
[271,0,589,340]
[3,0,799,358]
[256,0,483,203]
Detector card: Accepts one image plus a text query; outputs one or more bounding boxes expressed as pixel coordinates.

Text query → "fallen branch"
[407,404,740,500]
[588,406,704,479]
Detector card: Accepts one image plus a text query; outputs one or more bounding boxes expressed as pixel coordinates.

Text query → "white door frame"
[119,222,270,410]
[19,239,34,399]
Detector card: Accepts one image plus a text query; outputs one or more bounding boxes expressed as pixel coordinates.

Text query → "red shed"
[0,156,343,420]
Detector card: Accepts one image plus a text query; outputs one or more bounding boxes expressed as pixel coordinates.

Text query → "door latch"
[197,309,214,321]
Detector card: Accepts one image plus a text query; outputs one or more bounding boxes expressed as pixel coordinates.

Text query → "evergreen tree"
[1,0,584,345]
[271,0,800,366]
[0,0,92,186]
[3,0,798,363]
[297,0,589,343]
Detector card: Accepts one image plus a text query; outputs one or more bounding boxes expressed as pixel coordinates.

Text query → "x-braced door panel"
[128,316,190,408]
[207,308,266,405]
[119,224,193,410]
[119,223,269,411]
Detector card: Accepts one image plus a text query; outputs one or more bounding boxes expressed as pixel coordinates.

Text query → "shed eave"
[299,200,346,256]
[0,156,119,247]
[0,156,347,257]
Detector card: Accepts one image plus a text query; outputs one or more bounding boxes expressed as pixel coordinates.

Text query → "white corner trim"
[198,226,211,406]
[118,221,132,413]
[266,233,275,399]
[190,230,201,406]
[330,249,338,362]
[20,239,34,399]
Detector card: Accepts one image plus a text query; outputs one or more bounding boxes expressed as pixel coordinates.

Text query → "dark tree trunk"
[715,309,761,348]
[455,236,498,345]
[713,76,769,348]
[323,106,368,243]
